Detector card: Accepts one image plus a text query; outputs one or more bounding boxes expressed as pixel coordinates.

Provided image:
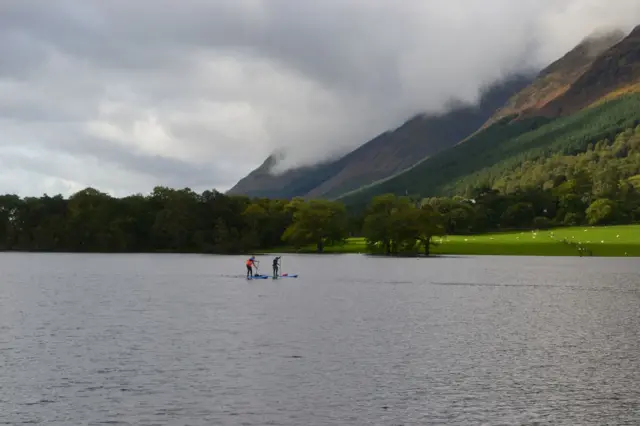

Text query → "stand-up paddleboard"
[247,274,298,280]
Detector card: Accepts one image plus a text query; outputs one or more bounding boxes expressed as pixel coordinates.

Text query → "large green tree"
[282,199,348,252]
[363,194,444,256]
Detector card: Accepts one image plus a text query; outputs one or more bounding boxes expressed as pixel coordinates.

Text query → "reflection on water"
[0,253,638,425]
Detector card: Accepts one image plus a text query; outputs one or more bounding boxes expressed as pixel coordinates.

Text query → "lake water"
[0,253,639,425]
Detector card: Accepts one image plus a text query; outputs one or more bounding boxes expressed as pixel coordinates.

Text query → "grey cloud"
[0,119,241,194]
[0,0,639,196]
[0,138,239,197]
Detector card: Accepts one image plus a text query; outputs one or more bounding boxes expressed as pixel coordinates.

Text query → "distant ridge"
[485,29,627,125]
[227,74,533,199]
[535,25,640,117]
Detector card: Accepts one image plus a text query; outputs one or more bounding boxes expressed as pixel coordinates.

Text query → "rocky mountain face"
[536,25,640,117]
[485,29,627,124]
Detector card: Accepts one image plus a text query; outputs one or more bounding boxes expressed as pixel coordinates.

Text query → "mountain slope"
[226,154,336,199]
[339,94,640,209]
[486,29,626,125]
[337,25,640,208]
[227,74,533,199]
[536,25,640,117]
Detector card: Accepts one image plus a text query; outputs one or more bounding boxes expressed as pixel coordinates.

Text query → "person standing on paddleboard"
[272,256,281,278]
[246,256,257,278]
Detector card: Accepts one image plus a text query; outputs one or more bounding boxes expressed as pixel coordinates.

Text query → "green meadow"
[432,224,640,257]
[264,225,640,257]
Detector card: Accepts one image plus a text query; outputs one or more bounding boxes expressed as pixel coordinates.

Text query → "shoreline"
[1,225,637,258]
[260,247,639,257]
[262,224,640,257]
[0,247,637,257]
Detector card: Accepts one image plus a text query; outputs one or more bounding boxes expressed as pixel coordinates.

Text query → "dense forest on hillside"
[494,125,640,194]
[339,94,640,209]
[1,124,639,255]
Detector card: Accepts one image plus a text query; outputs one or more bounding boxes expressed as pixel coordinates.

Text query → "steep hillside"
[338,25,640,209]
[339,94,640,210]
[536,24,640,117]
[486,29,626,125]
[227,74,533,199]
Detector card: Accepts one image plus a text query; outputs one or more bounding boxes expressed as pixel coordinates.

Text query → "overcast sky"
[1,0,638,197]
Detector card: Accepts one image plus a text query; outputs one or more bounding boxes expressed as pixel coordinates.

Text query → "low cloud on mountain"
[1,0,638,195]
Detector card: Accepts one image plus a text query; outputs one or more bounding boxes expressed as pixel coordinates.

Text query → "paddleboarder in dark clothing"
[272,256,281,278]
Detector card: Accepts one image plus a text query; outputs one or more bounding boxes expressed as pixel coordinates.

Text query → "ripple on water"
[0,253,638,425]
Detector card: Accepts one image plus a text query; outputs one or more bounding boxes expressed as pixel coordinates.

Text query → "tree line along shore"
[1,125,639,257]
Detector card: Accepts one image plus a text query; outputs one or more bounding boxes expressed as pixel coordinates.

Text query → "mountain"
[227,74,533,199]
[226,153,332,199]
[535,25,640,117]
[338,25,640,208]
[486,29,627,125]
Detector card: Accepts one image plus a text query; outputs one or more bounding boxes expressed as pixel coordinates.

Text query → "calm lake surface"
[0,253,639,425]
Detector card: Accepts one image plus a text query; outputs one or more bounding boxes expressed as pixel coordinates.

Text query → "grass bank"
[263,225,640,257]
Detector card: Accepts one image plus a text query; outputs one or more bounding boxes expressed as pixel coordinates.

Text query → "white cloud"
[0,0,638,196]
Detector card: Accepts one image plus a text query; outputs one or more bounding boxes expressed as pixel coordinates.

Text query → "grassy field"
[264,225,640,257]
[432,225,640,257]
